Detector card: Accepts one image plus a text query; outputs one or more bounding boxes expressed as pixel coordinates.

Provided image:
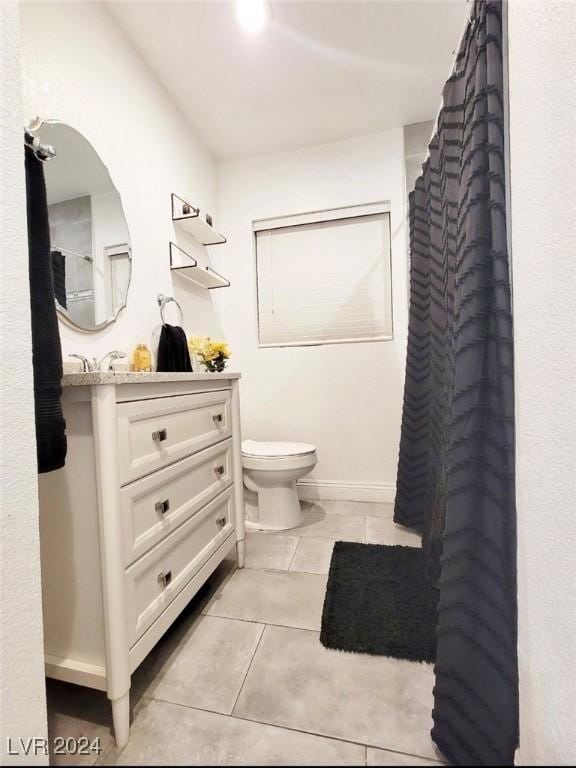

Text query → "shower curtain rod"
[51,245,93,264]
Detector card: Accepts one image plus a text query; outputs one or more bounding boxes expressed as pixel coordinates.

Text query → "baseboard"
[296,479,396,504]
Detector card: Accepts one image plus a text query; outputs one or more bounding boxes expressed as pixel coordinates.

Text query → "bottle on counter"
[132,343,152,372]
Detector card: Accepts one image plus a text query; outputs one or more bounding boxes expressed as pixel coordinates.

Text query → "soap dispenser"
[132,344,152,372]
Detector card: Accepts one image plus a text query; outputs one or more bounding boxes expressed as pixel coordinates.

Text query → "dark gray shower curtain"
[394,1,517,764]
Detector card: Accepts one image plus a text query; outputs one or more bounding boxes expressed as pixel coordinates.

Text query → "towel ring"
[157,293,184,326]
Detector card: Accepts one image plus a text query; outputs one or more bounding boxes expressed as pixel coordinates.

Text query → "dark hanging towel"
[393,1,517,765]
[51,251,67,309]
[157,324,193,372]
[26,147,67,473]
[51,250,67,308]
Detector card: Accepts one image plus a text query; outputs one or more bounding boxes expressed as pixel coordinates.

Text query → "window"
[254,203,393,347]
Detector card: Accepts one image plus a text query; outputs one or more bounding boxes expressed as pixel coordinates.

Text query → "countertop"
[61,371,241,386]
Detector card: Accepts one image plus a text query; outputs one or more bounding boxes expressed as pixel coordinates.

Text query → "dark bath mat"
[320,541,438,663]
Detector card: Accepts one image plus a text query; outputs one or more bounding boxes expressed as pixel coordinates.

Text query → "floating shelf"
[171,193,226,246]
[169,242,230,290]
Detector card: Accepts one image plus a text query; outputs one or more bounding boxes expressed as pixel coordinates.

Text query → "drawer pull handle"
[155,499,170,515]
[212,413,223,424]
[214,465,225,476]
[216,517,227,528]
[152,428,168,443]
[158,570,172,588]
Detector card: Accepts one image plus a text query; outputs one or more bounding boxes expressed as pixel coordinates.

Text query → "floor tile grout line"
[137,692,445,764]
[250,533,364,543]
[200,602,432,656]
[286,535,302,572]
[142,692,371,754]
[199,609,325,634]
[230,622,268,716]
[204,564,329,579]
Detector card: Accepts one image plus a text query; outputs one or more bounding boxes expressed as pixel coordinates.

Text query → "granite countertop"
[61,371,241,386]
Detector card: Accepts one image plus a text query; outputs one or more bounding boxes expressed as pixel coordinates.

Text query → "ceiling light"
[236,0,270,35]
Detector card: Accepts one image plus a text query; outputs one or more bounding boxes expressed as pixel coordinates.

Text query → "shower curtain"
[394,1,517,764]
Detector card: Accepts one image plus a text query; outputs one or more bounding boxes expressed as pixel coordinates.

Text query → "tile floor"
[46,500,444,766]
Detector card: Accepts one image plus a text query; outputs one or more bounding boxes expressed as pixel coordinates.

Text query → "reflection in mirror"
[37,122,131,331]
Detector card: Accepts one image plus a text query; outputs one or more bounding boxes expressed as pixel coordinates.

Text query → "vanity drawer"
[125,488,235,645]
[117,390,231,484]
[121,439,233,565]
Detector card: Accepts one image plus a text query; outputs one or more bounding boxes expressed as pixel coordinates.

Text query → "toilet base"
[249,482,304,531]
[242,444,317,531]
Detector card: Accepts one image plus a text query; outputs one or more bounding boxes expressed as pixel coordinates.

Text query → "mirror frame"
[32,117,133,333]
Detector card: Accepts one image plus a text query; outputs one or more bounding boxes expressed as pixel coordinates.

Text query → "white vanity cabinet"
[38,373,246,748]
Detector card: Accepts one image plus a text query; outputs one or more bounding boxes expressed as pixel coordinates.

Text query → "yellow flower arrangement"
[188,336,230,373]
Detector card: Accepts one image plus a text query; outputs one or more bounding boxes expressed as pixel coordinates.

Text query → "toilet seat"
[242,439,316,459]
[242,438,317,474]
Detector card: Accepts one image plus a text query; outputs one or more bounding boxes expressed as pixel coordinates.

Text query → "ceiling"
[106,0,469,161]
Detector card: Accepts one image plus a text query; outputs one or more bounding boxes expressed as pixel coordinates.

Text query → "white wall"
[20,1,225,362]
[217,130,408,498]
[0,1,48,764]
[508,1,576,764]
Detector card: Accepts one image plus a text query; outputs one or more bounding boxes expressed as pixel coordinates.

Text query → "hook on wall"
[24,116,56,162]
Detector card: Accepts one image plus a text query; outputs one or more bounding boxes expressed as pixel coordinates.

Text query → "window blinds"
[255,211,392,347]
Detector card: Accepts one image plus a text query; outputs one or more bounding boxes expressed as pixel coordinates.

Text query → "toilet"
[241,439,317,530]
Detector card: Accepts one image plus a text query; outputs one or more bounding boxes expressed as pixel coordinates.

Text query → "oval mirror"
[37,121,132,331]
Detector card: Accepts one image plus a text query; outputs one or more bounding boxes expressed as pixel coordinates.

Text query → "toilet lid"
[242,439,316,458]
